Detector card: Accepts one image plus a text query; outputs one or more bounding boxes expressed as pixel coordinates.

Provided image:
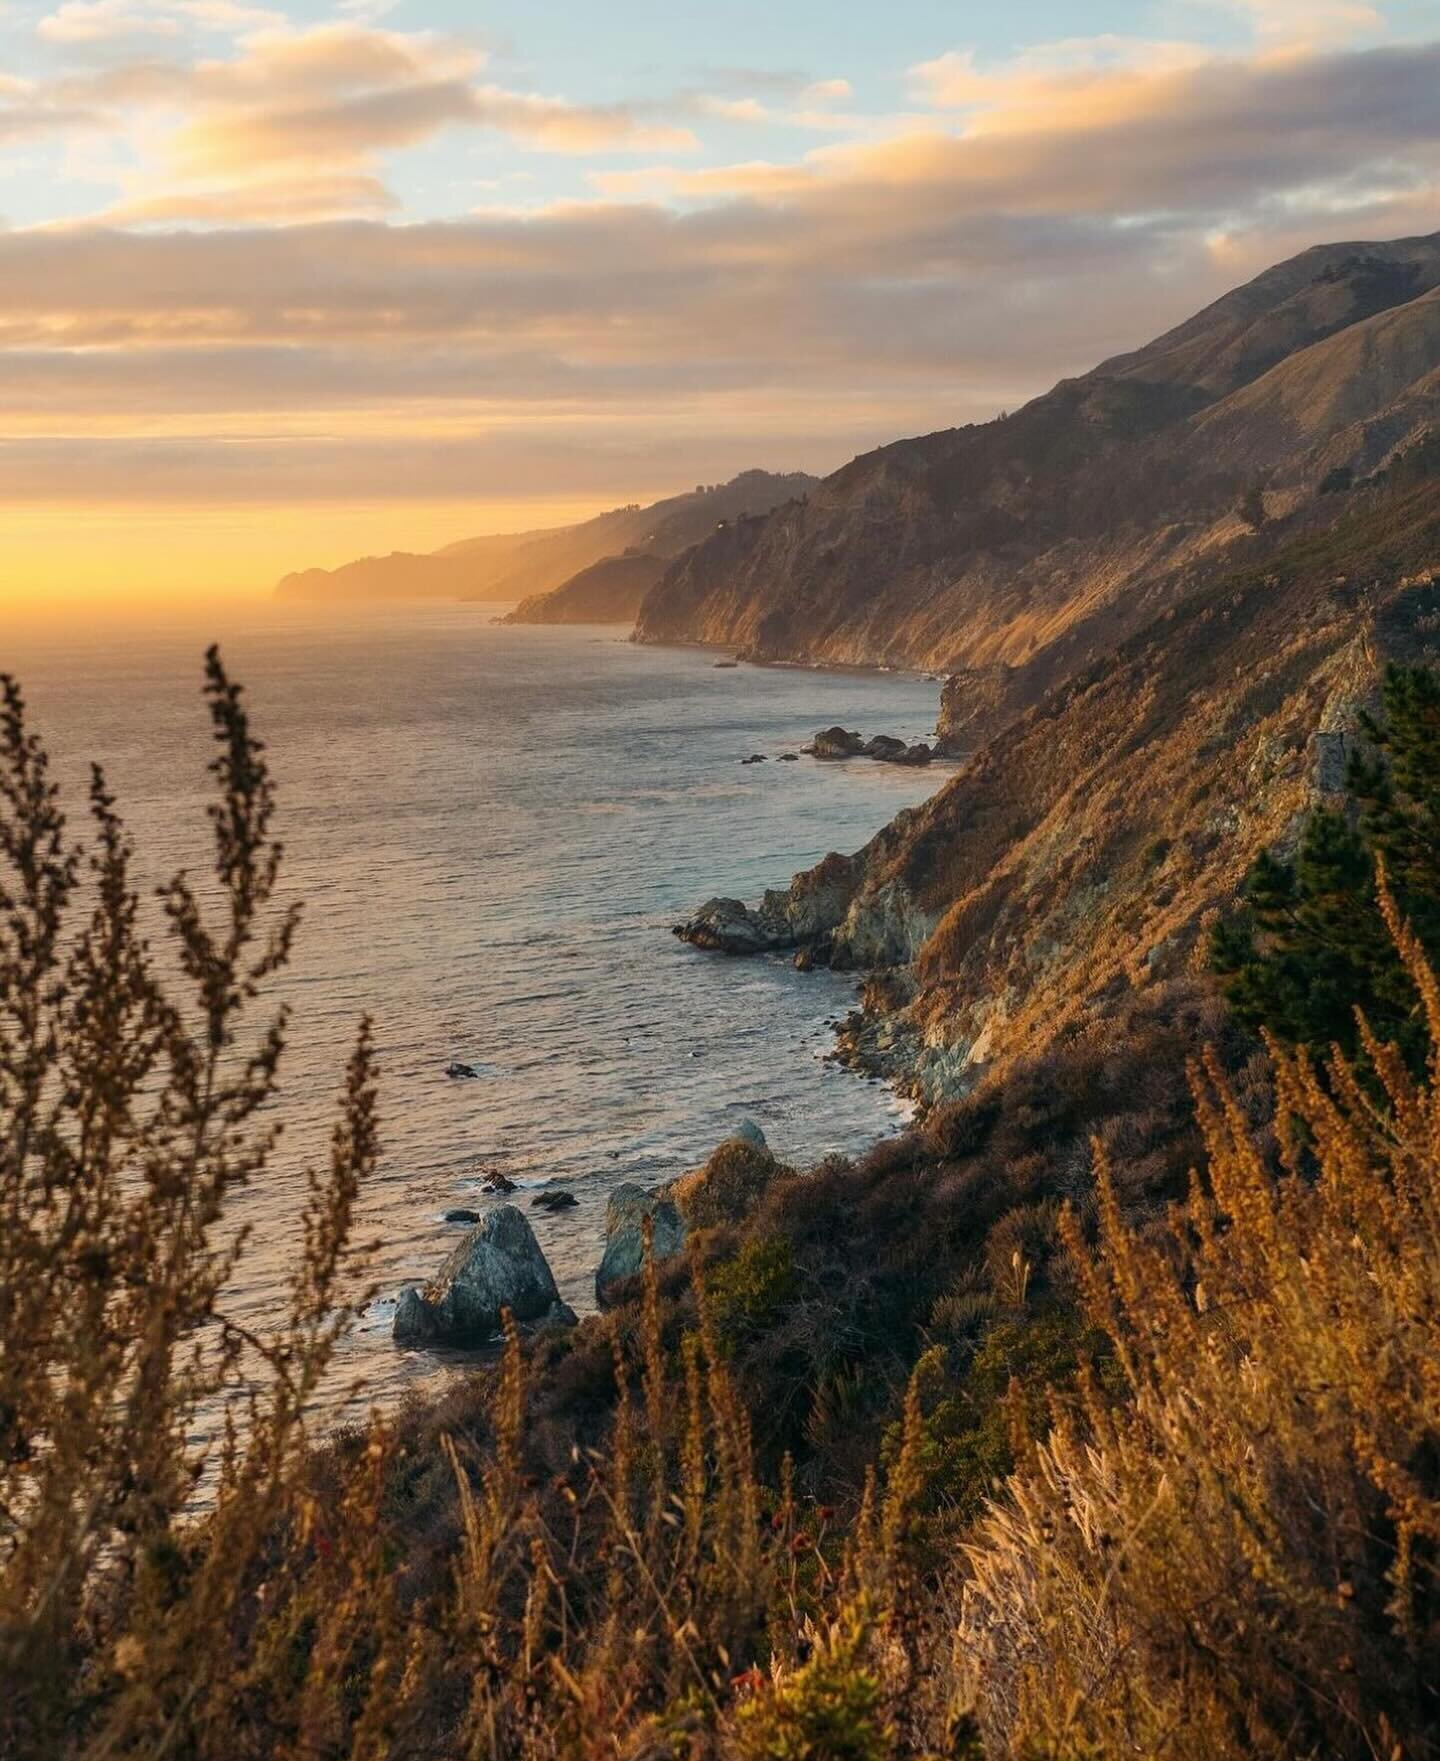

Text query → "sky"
[1,0,1438,607]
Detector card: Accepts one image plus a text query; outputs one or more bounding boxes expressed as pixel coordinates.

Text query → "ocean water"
[4,603,947,1424]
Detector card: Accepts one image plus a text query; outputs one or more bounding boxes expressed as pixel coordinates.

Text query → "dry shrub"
[16,644,1440,1759]
[954,886,1440,1761]
[671,1139,789,1230]
[0,653,378,1759]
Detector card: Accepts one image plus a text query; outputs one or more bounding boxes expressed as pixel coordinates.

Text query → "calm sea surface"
[5,603,946,1424]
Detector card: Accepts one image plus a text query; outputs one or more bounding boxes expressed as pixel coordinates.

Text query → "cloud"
[101,170,397,221]
[695,94,770,124]
[33,22,700,221]
[37,0,282,44]
[173,79,696,173]
[910,37,1218,124]
[0,35,1436,507]
[0,97,100,140]
[39,0,182,45]
[1203,0,1386,47]
[802,78,852,102]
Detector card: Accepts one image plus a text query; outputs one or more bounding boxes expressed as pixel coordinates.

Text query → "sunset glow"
[2,0,1438,606]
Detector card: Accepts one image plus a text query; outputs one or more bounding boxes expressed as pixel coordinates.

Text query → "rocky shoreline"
[394,1123,780,1349]
[395,717,961,1359]
[671,719,975,1113]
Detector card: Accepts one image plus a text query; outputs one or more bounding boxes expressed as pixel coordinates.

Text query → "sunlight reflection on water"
[7,604,948,1425]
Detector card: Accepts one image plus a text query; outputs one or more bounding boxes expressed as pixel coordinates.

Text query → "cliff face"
[679,476,1440,1103]
[636,235,1440,711]
[276,469,818,605]
[502,552,667,625]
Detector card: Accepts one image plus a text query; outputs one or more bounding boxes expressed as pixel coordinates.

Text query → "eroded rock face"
[833,879,937,970]
[394,1206,571,1347]
[595,1185,687,1306]
[1314,729,1353,794]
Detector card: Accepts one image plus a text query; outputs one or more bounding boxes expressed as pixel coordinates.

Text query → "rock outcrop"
[674,834,934,970]
[799,728,934,765]
[806,727,866,760]
[394,1206,574,1348]
[595,1185,687,1306]
[594,1129,786,1306]
[673,896,787,955]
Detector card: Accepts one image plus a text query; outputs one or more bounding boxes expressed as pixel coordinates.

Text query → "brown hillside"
[501,550,667,625]
[636,234,1440,704]
[703,475,1440,1102]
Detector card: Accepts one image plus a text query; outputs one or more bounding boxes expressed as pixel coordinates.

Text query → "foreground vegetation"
[4,654,1440,1759]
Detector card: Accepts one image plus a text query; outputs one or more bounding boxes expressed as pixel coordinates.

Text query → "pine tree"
[1211,664,1440,1072]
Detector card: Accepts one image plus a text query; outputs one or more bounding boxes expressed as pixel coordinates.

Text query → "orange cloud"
[0,28,1434,583]
[31,21,699,223]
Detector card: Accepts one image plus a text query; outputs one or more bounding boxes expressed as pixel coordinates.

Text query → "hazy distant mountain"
[501,551,668,625]
[275,470,818,606]
[636,232,1440,716]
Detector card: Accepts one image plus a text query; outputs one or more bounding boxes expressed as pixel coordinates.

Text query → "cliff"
[677,471,1440,1101]
[637,234,1440,737]
[501,551,667,625]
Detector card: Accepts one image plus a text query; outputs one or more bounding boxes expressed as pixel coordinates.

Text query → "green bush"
[1211,663,1440,1073]
[735,1603,889,1761]
[676,1137,785,1227]
[709,1236,801,1342]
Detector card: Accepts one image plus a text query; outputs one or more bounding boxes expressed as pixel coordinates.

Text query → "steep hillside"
[501,551,667,624]
[677,472,1440,1100]
[637,234,1440,711]
[275,470,816,605]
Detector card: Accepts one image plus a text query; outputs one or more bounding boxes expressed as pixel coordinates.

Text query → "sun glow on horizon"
[0,0,1435,610]
[0,494,671,615]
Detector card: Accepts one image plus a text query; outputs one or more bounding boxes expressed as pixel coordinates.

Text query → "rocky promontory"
[673,830,937,972]
[503,550,667,625]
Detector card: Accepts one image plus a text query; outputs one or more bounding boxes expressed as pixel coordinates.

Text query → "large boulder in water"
[394,1205,571,1347]
[595,1185,687,1307]
[863,734,908,762]
[806,726,866,760]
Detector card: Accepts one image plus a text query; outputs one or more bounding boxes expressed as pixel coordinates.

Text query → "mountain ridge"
[635,232,1440,714]
[677,470,1440,1103]
[275,469,818,607]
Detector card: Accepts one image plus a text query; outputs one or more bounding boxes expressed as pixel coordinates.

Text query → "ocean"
[5,602,947,1424]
